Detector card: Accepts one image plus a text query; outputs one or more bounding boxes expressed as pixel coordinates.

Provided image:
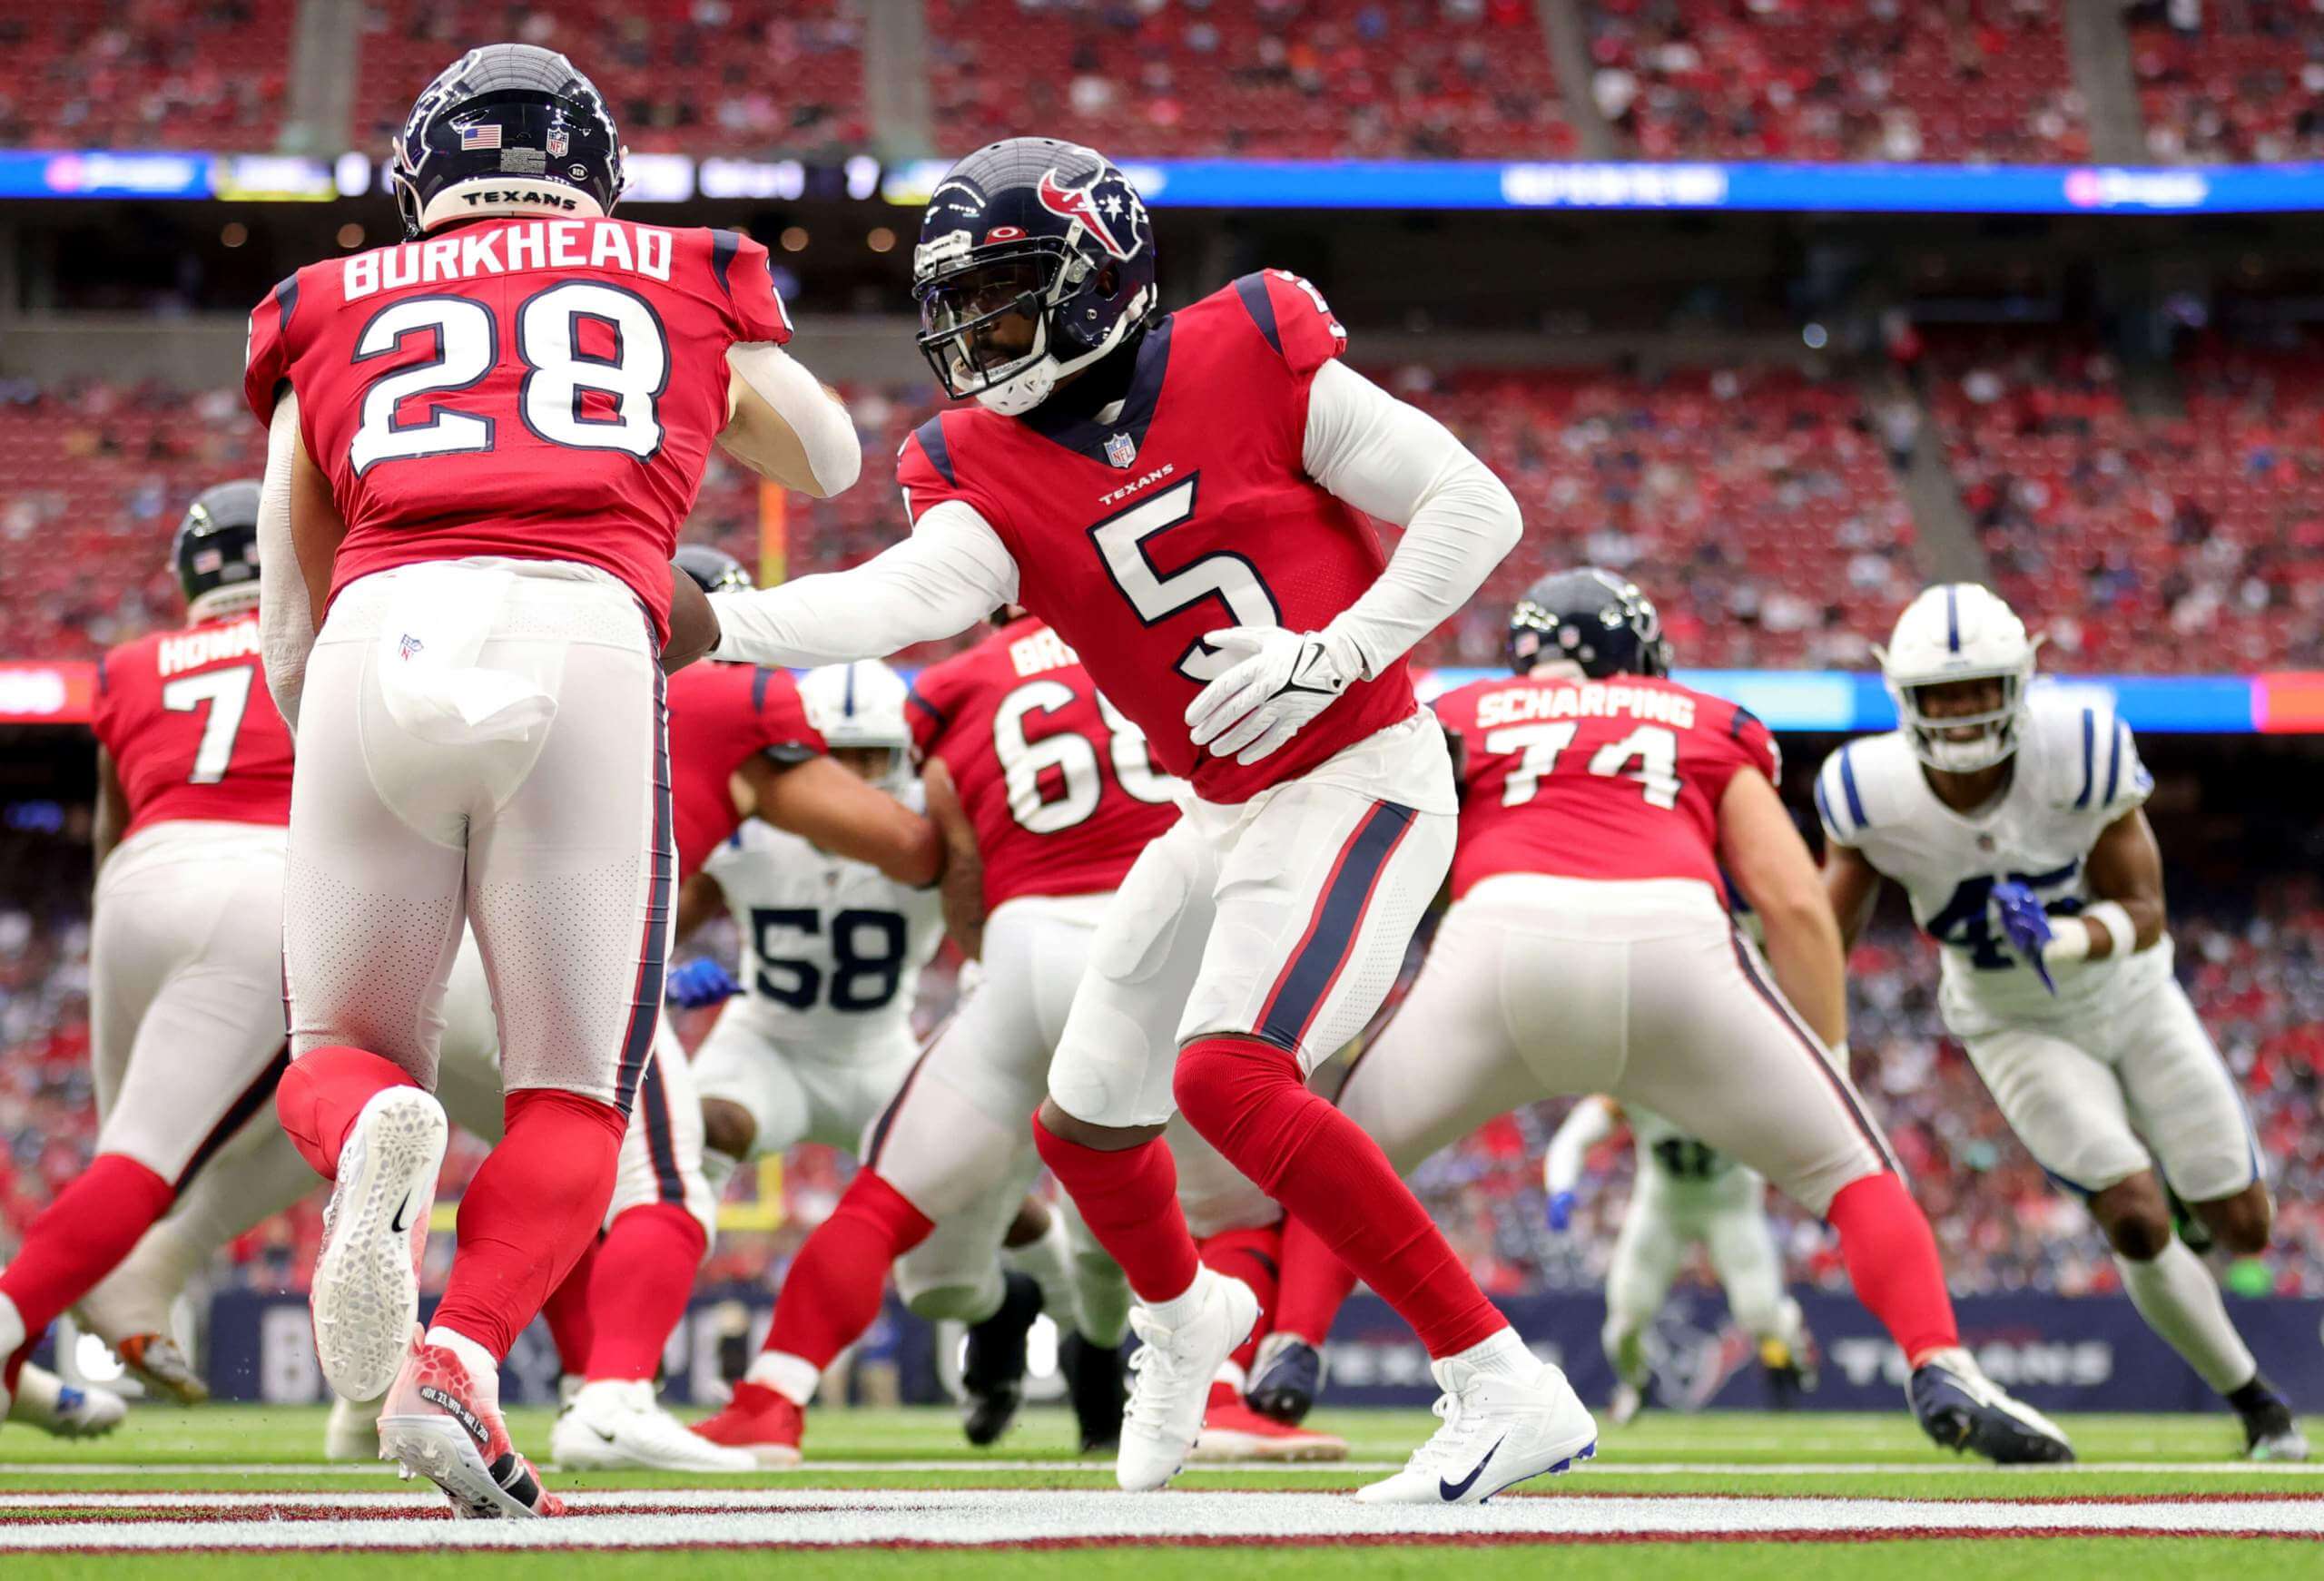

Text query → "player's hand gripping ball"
[1989,879,2058,995]
[1184,626,1362,766]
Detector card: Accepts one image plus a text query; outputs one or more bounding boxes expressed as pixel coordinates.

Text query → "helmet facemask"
[1882,659,2034,773]
[914,249,1074,411]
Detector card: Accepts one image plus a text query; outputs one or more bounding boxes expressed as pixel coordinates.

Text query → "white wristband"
[2044,901,2136,965]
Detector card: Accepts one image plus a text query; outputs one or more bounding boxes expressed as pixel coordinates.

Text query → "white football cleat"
[6,1365,127,1439]
[1608,1380,1647,1426]
[310,1086,447,1402]
[116,1335,209,1406]
[325,1392,383,1461]
[1117,1268,1258,1492]
[550,1380,759,1472]
[1356,1345,1598,1504]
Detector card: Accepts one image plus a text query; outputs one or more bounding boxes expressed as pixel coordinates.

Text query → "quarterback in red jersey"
[1247,571,2073,1466]
[0,484,293,1429]
[708,139,1583,1500]
[245,45,863,1516]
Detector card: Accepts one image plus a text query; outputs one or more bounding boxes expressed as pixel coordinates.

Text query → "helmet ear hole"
[1095,265,1119,297]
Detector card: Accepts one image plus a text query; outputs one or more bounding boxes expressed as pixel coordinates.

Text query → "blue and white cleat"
[1245,1332,1324,1427]
[1909,1347,2074,1464]
[6,1365,128,1439]
[1355,1344,1598,1505]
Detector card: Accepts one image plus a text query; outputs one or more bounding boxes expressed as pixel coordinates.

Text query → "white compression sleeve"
[1301,358,1522,678]
[709,499,1020,667]
[721,341,862,498]
[256,393,313,731]
[1542,1097,1618,1196]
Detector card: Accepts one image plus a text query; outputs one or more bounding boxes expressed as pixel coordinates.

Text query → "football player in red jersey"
[689,614,1342,1465]
[707,139,1582,1500]
[1246,571,2073,1465]
[243,45,863,1515]
[0,484,294,1429]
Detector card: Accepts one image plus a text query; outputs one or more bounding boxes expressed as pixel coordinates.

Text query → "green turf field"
[2,1404,2318,1577]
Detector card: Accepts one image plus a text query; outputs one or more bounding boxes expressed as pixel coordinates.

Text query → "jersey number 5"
[1484,722,1681,810]
[348,282,669,474]
[1089,476,1281,681]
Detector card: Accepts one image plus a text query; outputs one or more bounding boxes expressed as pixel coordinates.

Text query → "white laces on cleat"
[1123,1311,1195,1436]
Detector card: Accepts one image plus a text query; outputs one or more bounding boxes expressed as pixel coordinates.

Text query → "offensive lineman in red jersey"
[691,614,1339,1464]
[1247,571,2073,1465]
[0,485,292,1427]
[245,46,863,1516]
[707,139,1585,1500]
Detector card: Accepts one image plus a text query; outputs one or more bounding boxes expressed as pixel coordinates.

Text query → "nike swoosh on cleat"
[594,1426,618,1444]
[1438,1435,1504,1501]
[389,1193,414,1235]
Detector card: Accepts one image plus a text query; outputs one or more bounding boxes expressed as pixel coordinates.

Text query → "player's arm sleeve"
[721,341,862,498]
[1302,359,1523,680]
[1542,1097,1618,1195]
[709,501,1018,667]
[257,391,315,730]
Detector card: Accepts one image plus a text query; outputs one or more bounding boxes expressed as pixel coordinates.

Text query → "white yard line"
[0,1488,2318,1550]
[4,1458,2320,1478]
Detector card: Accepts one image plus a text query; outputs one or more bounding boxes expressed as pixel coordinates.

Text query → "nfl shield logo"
[547,126,570,158]
[1105,432,1137,468]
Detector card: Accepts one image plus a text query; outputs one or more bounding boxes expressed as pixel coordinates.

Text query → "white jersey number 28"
[347,282,667,474]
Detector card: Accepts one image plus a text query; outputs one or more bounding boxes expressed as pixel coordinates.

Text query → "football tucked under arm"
[721,341,862,499]
[1301,359,1522,679]
[709,500,1019,667]
[256,392,317,730]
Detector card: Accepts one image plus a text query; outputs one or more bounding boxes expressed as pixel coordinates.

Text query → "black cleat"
[2230,1376,2310,1461]
[1245,1332,1323,1427]
[1909,1349,2074,1464]
[1058,1331,1129,1454]
[960,1271,1042,1448]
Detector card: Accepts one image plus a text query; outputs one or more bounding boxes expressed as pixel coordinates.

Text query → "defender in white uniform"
[1822,584,2305,1460]
[691,661,946,1185]
[1543,1097,1810,1425]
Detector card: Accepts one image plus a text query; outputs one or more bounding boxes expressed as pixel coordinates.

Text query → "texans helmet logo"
[1037,168,1135,260]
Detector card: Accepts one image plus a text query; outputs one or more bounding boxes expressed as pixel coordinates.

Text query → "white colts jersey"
[704,815,945,1062]
[1817,690,2165,1039]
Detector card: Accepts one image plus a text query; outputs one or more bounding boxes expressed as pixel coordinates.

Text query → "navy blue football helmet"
[172,480,262,613]
[674,543,753,594]
[1507,569,1673,678]
[911,138,1157,414]
[388,44,624,239]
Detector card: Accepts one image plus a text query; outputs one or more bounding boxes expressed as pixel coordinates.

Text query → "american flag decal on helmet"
[1036,169,1132,260]
[458,123,503,151]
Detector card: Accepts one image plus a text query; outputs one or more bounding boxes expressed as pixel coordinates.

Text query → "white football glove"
[1184,625,1364,765]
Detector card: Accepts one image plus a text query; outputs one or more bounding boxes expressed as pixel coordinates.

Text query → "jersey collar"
[1019,314,1173,465]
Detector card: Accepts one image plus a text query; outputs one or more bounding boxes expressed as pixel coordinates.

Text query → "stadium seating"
[0,0,293,152]
[1584,0,2088,163]
[923,0,1576,160]
[2129,0,2324,162]
[351,0,869,157]
[1929,328,2324,673]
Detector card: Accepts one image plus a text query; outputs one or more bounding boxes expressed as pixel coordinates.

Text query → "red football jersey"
[908,616,1182,911]
[894,270,1415,806]
[666,660,824,880]
[91,612,295,841]
[243,216,793,643]
[1433,673,1778,899]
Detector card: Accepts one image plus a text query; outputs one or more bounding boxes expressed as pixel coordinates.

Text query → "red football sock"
[763,1171,932,1370]
[1197,1224,1282,1374]
[1272,1212,1360,1348]
[1174,1036,1503,1359]
[585,1203,705,1380]
[540,1235,600,1374]
[429,1087,625,1361]
[1032,1113,1201,1304]
[0,1154,174,1344]
[1825,1171,1961,1365]
[275,1046,420,1182]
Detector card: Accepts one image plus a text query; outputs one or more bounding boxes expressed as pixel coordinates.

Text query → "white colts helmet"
[1876,584,2040,773]
[797,660,914,788]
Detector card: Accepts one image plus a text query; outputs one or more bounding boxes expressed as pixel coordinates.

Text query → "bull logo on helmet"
[1036,168,1136,260]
